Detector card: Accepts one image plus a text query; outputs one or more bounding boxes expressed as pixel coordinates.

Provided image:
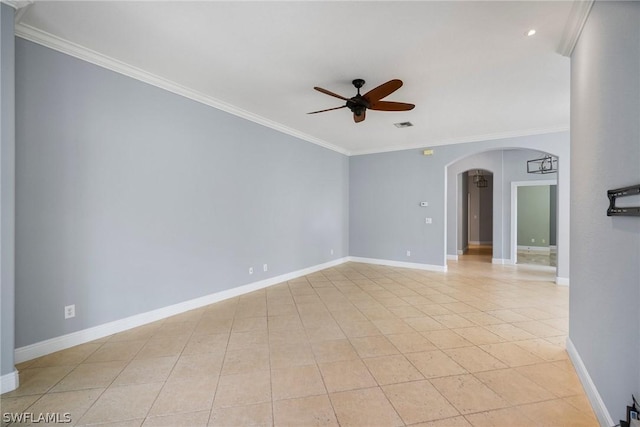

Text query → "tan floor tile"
[421,330,475,349]
[305,325,347,342]
[404,316,446,332]
[418,304,454,316]
[512,320,565,338]
[430,374,508,415]
[382,380,459,424]
[108,324,161,342]
[227,330,269,351]
[483,323,537,342]
[511,307,555,320]
[337,320,381,338]
[209,402,272,426]
[440,302,480,314]
[412,416,472,427]
[78,419,144,427]
[232,316,268,333]
[563,395,599,420]
[459,312,503,326]
[269,329,309,346]
[143,410,209,426]
[2,366,74,397]
[113,356,177,386]
[268,314,304,331]
[388,305,427,318]
[25,388,104,425]
[267,303,298,316]
[0,394,41,417]
[371,319,415,334]
[272,364,326,401]
[51,361,127,392]
[516,362,585,397]
[28,343,103,368]
[386,332,437,353]
[405,350,467,379]
[431,314,476,328]
[214,370,271,408]
[518,399,598,426]
[474,368,554,405]
[270,342,316,368]
[330,387,403,427]
[311,339,359,363]
[443,347,507,373]
[135,335,189,359]
[513,338,568,361]
[182,333,228,356]
[154,321,197,337]
[479,342,544,367]
[485,309,531,323]
[452,327,505,345]
[169,352,225,381]
[273,394,337,427]
[78,382,163,425]
[193,317,233,335]
[221,348,269,376]
[148,376,217,416]
[349,336,399,358]
[84,340,146,363]
[464,407,535,427]
[318,359,377,392]
[363,354,424,385]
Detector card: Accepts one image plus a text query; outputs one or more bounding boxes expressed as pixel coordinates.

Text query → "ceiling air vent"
[394,121,413,128]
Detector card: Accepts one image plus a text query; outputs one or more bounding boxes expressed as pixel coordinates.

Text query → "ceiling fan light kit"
[308,78,415,123]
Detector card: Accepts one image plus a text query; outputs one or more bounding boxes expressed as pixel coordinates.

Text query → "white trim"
[510,179,557,266]
[348,256,447,272]
[556,277,570,286]
[15,257,348,363]
[457,249,465,255]
[349,126,569,156]
[517,245,551,253]
[1,370,19,394]
[566,337,613,427]
[14,24,349,156]
[491,258,512,265]
[557,0,595,57]
[447,254,458,261]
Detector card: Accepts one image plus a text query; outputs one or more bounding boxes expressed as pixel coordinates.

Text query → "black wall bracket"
[607,184,640,216]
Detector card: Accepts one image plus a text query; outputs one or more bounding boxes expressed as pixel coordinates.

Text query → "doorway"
[511,180,557,267]
[461,169,493,262]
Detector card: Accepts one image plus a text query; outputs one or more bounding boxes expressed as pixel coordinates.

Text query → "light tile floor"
[1,261,598,426]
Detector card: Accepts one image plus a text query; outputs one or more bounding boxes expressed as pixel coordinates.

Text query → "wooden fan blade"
[314,87,349,101]
[363,79,403,103]
[354,109,366,123]
[307,105,347,114]
[369,101,415,111]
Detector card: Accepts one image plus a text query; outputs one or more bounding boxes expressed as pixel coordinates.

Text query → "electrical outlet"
[425,217,432,224]
[249,267,253,275]
[330,249,334,255]
[263,264,268,272]
[406,250,411,257]
[531,238,535,243]
[64,304,75,319]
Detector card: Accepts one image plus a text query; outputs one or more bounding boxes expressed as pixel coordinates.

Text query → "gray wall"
[570,0,640,421]
[0,3,15,378]
[350,132,569,274]
[15,39,349,348]
[517,185,550,247]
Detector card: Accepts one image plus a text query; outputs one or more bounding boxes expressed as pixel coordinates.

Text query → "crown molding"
[14,23,350,156]
[348,126,569,156]
[557,0,595,57]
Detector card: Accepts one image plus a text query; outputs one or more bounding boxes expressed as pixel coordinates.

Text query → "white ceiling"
[16,1,573,155]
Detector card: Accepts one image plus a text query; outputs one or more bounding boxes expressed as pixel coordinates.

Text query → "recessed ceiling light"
[526,29,537,37]
[394,121,413,128]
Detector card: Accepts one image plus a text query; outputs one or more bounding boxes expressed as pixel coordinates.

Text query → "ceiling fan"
[308,79,415,123]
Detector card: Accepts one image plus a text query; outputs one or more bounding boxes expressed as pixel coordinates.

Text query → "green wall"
[517,185,550,247]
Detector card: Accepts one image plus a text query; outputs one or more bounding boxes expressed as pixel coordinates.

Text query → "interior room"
[1,1,638,426]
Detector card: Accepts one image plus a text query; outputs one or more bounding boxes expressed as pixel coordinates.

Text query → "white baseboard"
[492,258,513,265]
[348,256,447,272]
[447,254,459,261]
[1,370,19,394]
[566,337,613,427]
[15,257,348,364]
[517,245,551,253]
[457,249,464,255]
[556,277,570,286]
[469,241,492,245]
